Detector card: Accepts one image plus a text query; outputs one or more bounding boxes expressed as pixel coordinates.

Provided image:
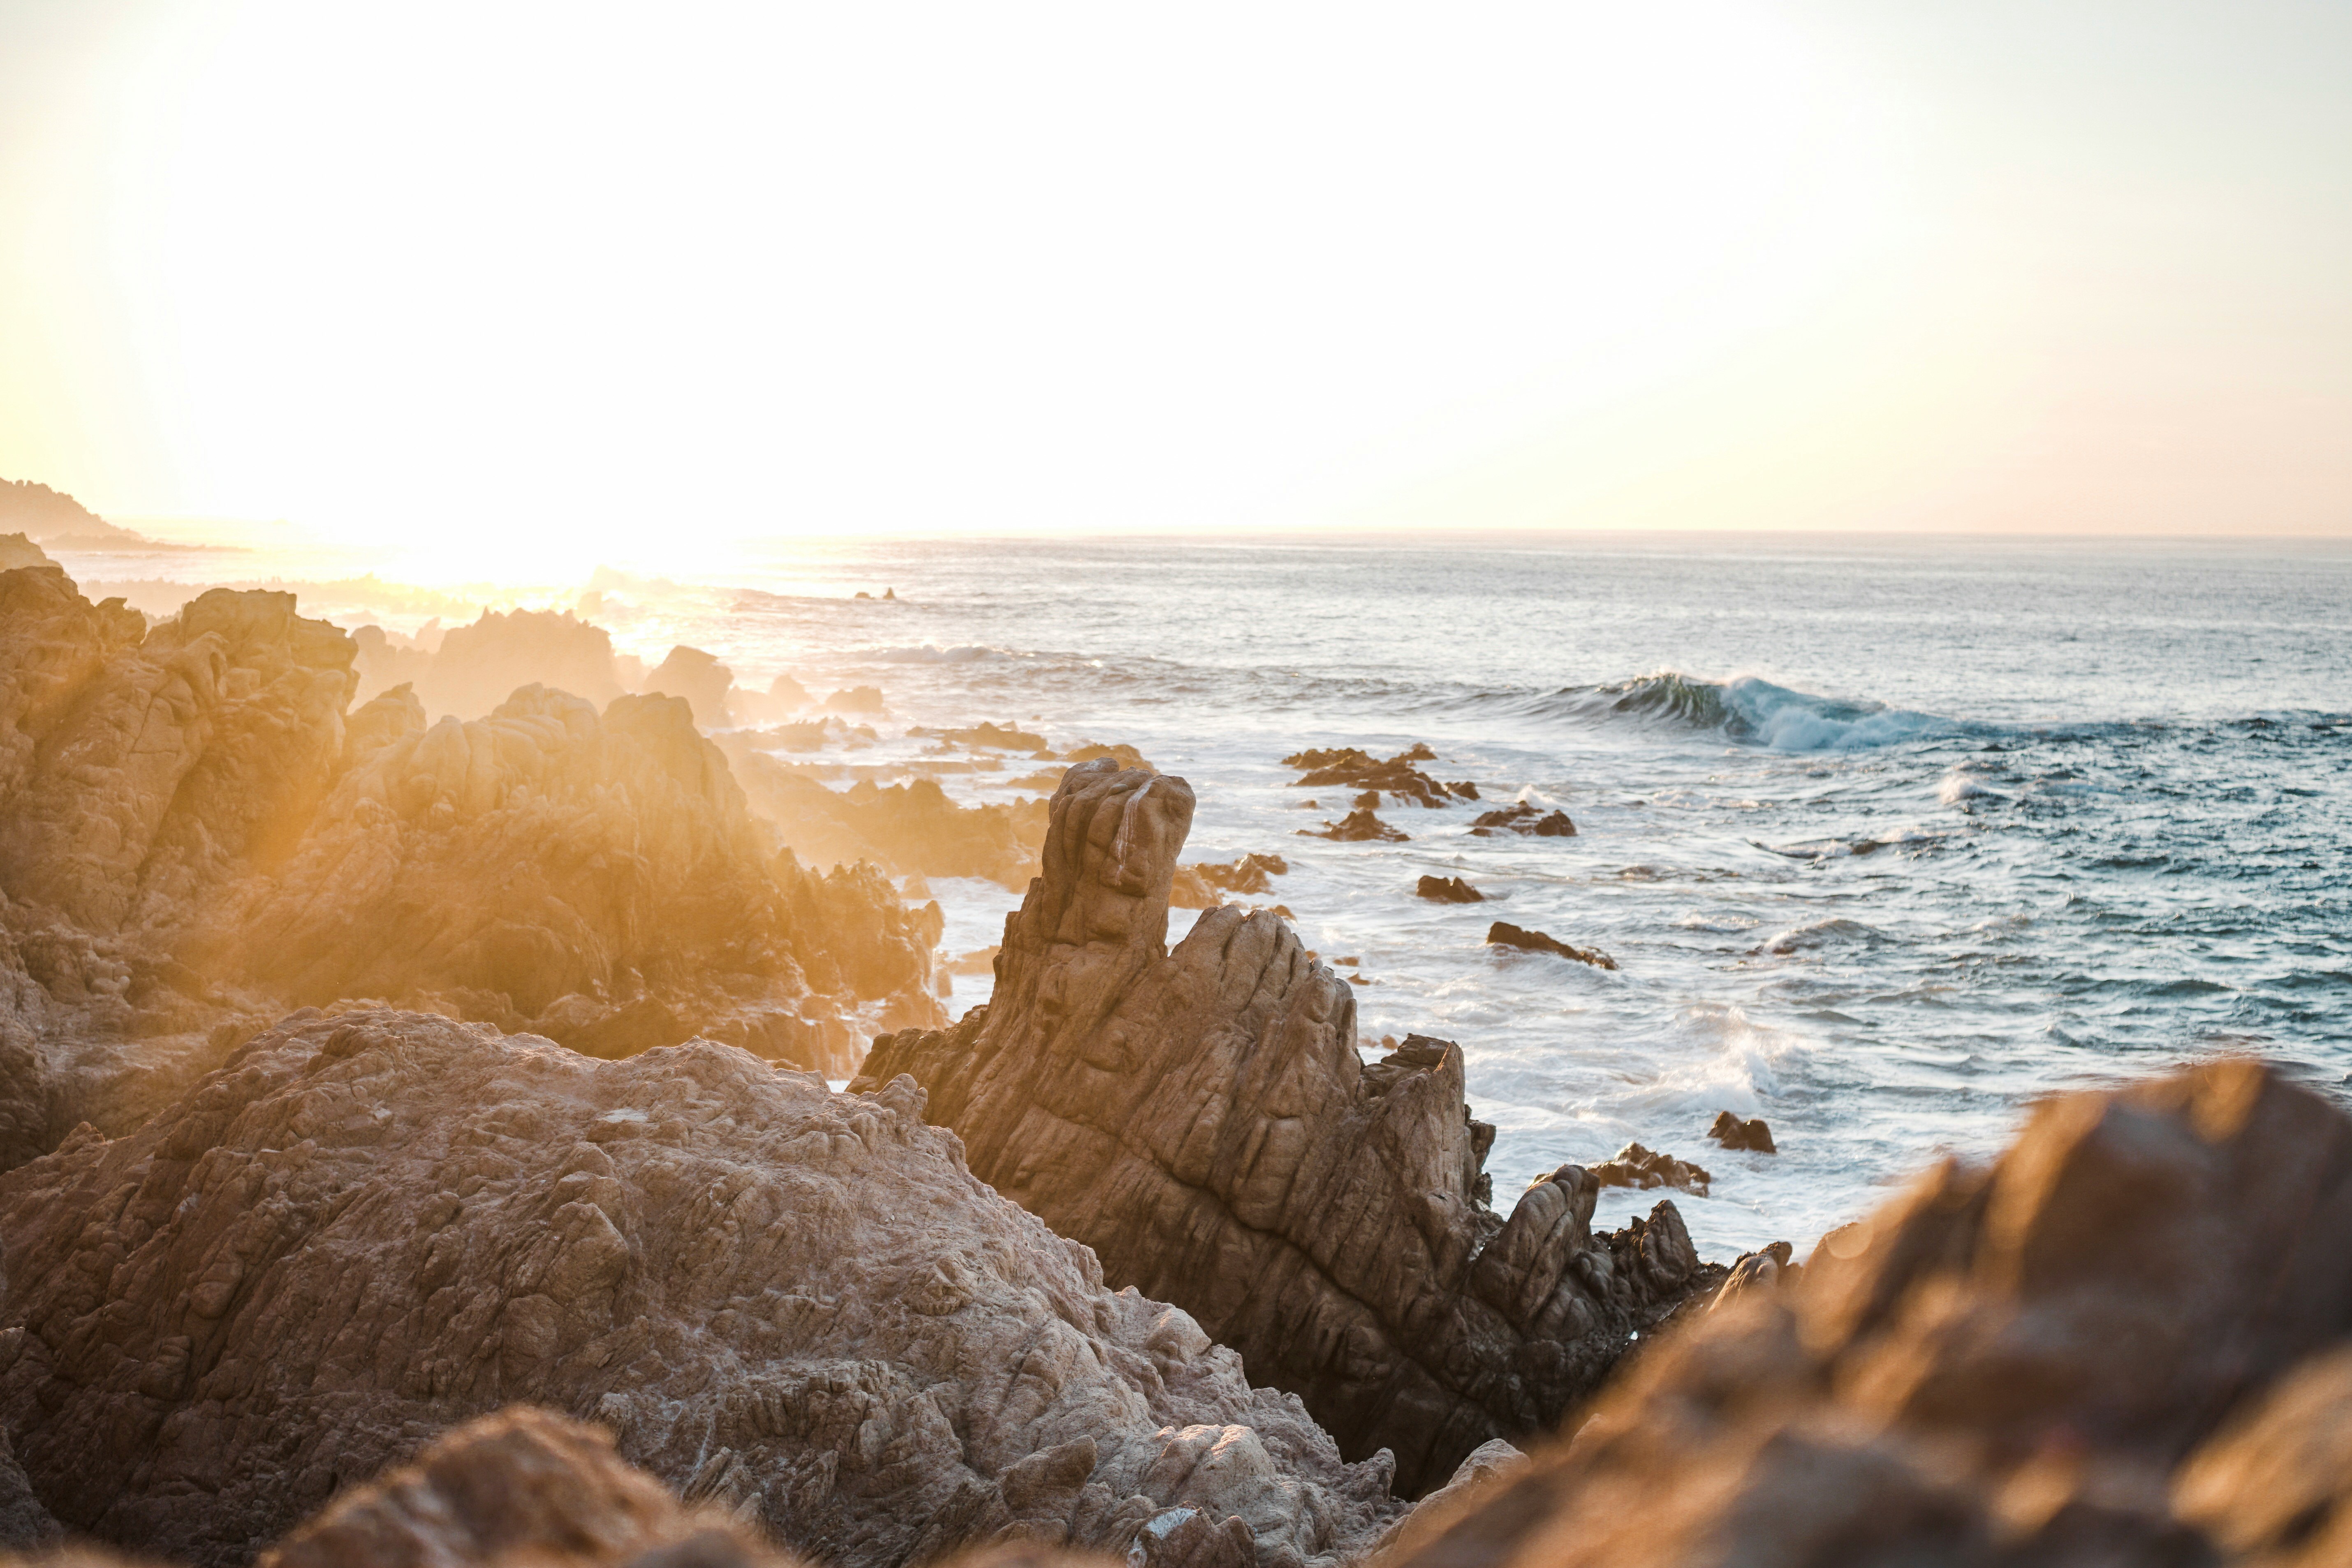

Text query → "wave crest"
[1537,672,1968,752]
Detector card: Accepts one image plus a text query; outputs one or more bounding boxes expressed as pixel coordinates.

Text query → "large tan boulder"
[0,1009,1404,1568]
[1380,1060,2352,1568]
[855,761,1722,1496]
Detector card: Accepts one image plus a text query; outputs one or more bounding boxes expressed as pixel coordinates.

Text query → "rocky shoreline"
[2,561,2345,1568]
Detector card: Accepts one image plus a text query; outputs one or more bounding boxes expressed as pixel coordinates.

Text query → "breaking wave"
[1534,672,1976,752]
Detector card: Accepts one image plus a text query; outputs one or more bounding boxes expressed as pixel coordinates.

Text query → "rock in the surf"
[0,1008,1404,1568]
[1416,875,1484,903]
[1486,922,1616,970]
[1468,804,1574,838]
[1282,745,1475,808]
[1706,1109,1776,1153]
[854,761,1725,1494]
[1380,1060,2352,1568]
[1300,807,1408,843]
[1589,1143,1711,1197]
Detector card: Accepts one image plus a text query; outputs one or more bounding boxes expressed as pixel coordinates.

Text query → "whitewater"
[71,532,2352,1257]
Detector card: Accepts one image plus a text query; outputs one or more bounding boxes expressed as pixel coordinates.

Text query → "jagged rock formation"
[854,762,1722,1496]
[1385,1060,2352,1568]
[0,537,50,573]
[1469,804,1573,838]
[1706,1110,1775,1153]
[1588,1144,1709,1196]
[400,609,627,719]
[722,740,1049,891]
[0,569,938,1160]
[641,646,735,729]
[0,1010,1404,1568]
[1415,876,1482,904]
[1281,746,1474,808]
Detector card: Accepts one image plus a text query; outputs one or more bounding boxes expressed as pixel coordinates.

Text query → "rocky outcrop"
[0,570,939,1155]
[1414,876,1482,904]
[722,741,1049,891]
[1195,856,1287,897]
[404,609,627,720]
[0,536,50,572]
[854,762,1723,1496]
[641,646,735,729]
[1384,1060,2352,1568]
[1588,1144,1709,1197]
[1485,924,1614,970]
[1281,747,1473,809]
[0,1009,1403,1568]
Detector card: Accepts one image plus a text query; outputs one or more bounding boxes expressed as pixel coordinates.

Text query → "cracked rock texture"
[1386,1060,2352,1568]
[0,1008,1402,1568]
[856,761,1722,1497]
[0,567,938,1163]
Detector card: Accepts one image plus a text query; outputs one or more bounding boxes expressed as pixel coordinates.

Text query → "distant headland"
[0,477,216,552]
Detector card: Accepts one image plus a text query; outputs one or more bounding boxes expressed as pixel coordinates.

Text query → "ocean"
[66,531,2352,1258]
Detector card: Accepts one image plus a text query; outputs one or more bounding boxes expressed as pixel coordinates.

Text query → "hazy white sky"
[1,0,2346,556]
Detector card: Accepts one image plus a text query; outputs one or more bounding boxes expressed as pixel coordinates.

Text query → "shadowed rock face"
[1384,1060,2352,1568]
[0,1010,1404,1568]
[0,570,939,1163]
[855,761,1721,1496]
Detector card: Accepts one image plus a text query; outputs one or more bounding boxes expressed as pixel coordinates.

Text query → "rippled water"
[73,533,2352,1257]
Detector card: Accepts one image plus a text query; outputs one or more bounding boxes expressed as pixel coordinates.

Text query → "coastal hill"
[0,477,178,552]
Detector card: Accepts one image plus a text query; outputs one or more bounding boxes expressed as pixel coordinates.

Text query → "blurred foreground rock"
[0,1009,1403,1568]
[1386,1059,2352,1568]
[857,762,1722,1496]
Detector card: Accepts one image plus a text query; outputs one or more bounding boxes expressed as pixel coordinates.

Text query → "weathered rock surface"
[854,762,1723,1496]
[1281,747,1474,809]
[1384,1061,2352,1568]
[0,1010,1404,1568]
[1706,1109,1776,1153]
[641,646,737,730]
[1414,876,1483,904]
[1195,856,1287,898]
[0,537,49,573]
[0,570,938,1157]
[1485,924,1615,970]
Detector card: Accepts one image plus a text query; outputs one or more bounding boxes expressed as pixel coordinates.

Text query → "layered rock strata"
[1386,1060,2352,1568]
[855,761,1722,1496]
[0,1009,1404,1568]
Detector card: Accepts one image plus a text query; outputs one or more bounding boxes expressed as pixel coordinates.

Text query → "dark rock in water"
[855,761,1724,1496]
[1589,1142,1711,1197]
[1195,853,1287,896]
[1417,875,1484,903]
[1486,922,1616,970]
[1469,803,1574,838]
[909,720,1050,752]
[1301,807,1408,843]
[1381,1060,2352,1568]
[1282,745,1474,808]
[1707,1109,1777,1153]
[0,1008,1405,1568]
[824,685,886,714]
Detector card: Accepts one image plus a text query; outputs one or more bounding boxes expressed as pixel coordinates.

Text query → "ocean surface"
[65,533,2352,1258]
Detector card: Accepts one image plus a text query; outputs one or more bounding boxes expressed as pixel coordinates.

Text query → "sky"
[0,0,2347,558]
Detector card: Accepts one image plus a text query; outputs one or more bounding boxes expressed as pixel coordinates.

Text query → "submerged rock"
[855,762,1723,1495]
[1485,923,1616,970]
[0,1009,1405,1568]
[1382,1061,2352,1568]
[1415,875,1484,904]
